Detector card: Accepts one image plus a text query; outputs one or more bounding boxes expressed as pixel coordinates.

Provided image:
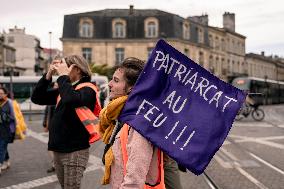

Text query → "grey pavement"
[0,104,283,189]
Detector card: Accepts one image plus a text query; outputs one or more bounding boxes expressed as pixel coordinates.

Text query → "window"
[112,19,126,38]
[199,52,204,66]
[79,18,93,38]
[215,57,219,74]
[228,59,232,73]
[215,36,220,50]
[115,48,124,65]
[237,61,240,73]
[209,35,213,47]
[82,22,92,37]
[197,27,204,43]
[184,48,189,57]
[183,22,190,40]
[147,47,154,58]
[147,22,157,37]
[115,23,124,37]
[209,55,214,73]
[221,38,225,51]
[5,49,15,63]
[145,18,159,38]
[82,48,92,63]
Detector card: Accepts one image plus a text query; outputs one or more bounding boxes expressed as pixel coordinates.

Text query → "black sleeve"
[56,75,97,109]
[31,74,59,105]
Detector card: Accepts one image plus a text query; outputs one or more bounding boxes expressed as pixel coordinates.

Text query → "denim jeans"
[0,139,8,164]
[5,151,9,161]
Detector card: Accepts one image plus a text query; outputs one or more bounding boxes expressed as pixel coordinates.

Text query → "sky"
[1,0,284,57]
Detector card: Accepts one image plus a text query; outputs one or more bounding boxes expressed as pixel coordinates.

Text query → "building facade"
[3,26,44,76]
[0,35,15,74]
[246,52,284,81]
[61,6,248,81]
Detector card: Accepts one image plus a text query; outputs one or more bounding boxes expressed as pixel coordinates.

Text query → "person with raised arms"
[31,55,100,189]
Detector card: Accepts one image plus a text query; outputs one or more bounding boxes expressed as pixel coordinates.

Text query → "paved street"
[0,105,283,189]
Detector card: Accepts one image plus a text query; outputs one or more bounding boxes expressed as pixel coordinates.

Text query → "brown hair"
[0,86,8,94]
[64,55,92,78]
[117,57,145,87]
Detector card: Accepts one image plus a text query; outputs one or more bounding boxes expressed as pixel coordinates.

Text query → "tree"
[91,64,115,80]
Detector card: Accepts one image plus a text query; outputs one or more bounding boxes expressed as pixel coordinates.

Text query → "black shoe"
[46,166,55,173]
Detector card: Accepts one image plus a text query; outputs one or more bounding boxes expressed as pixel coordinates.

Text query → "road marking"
[255,135,284,141]
[214,148,259,169]
[229,135,284,150]
[233,122,272,128]
[26,129,48,143]
[236,166,269,189]
[249,152,284,175]
[2,162,104,189]
[3,175,58,189]
[218,149,269,189]
[2,128,105,189]
[213,154,233,168]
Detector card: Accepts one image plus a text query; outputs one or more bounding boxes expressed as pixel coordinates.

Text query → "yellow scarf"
[99,95,128,184]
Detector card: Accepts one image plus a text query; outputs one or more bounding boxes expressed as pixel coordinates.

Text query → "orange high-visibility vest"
[56,82,102,144]
[120,124,165,189]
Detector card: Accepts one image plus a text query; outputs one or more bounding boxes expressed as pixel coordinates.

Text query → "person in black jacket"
[42,82,57,173]
[31,55,97,189]
[43,104,56,173]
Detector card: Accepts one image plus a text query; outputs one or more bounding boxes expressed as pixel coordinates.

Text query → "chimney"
[129,5,134,15]
[188,14,208,25]
[223,12,235,32]
[200,14,209,25]
[261,51,265,56]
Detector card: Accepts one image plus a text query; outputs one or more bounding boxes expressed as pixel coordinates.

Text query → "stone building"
[61,6,247,81]
[246,52,284,81]
[0,34,23,76]
[3,26,44,76]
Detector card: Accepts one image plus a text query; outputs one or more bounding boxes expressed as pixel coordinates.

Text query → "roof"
[246,53,279,64]
[208,26,246,38]
[62,8,185,39]
[67,8,181,18]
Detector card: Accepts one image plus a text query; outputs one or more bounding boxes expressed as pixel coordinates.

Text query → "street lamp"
[9,66,14,99]
[49,31,52,66]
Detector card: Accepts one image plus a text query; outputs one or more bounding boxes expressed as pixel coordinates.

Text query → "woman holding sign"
[99,57,168,189]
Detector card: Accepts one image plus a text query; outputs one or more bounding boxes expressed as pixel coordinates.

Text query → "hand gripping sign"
[118,39,246,175]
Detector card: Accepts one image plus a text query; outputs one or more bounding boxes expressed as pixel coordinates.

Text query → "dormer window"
[197,27,204,43]
[112,19,126,38]
[145,18,159,38]
[79,18,93,38]
[183,22,190,40]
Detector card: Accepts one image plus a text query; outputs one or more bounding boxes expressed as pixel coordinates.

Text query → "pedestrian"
[2,95,28,172]
[43,104,56,173]
[31,55,100,189]
[99,57,166,189]
[0,87,15,176]
[42,82,58,173]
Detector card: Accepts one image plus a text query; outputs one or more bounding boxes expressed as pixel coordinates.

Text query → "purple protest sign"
[118,39,246,175]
